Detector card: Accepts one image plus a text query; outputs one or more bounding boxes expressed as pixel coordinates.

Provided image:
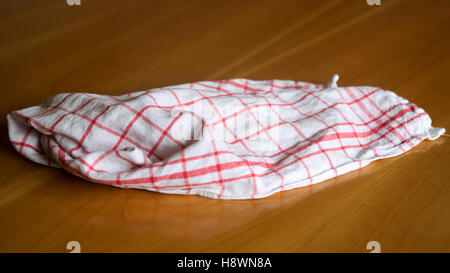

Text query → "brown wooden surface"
[0,0,449,253]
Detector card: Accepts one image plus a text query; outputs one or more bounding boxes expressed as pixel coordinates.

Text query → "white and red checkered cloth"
[7,76,445,199]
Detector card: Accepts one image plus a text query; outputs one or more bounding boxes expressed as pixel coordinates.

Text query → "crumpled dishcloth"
[7,75,445,199]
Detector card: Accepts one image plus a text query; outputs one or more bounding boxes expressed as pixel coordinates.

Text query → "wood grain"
[0,0,449,252]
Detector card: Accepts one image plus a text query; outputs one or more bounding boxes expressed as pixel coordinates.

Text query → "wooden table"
[0,0,449,252]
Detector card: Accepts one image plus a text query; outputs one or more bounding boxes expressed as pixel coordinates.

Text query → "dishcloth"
[7,75,445,199]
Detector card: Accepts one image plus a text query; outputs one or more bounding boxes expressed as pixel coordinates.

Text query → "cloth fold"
[7,75,445,199]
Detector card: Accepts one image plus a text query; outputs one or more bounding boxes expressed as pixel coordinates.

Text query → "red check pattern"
[7,78,444,199]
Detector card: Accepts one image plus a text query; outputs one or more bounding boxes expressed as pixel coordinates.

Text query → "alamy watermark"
[366,0,381,5]
[366,241,381,253]
[66,0,81,6]
[66,240,380,253]
[168,102,281,143]
[66,0,380,7]
[66,241,81,253]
